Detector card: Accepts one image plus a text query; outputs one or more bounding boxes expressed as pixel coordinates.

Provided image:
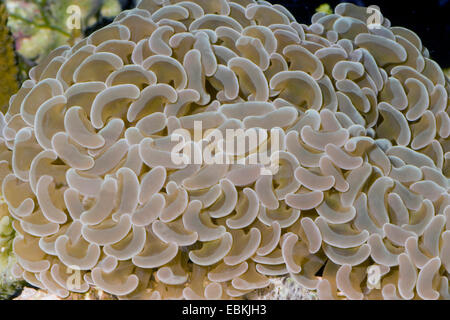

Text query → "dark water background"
[269,0,450,68]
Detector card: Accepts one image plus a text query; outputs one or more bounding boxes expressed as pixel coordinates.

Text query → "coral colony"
[0,0,449,300]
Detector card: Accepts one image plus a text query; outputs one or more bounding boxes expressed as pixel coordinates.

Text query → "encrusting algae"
[0,2,18,113]
[0,204,24,299]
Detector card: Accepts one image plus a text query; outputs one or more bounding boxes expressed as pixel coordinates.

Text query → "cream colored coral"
[1,0,449,300]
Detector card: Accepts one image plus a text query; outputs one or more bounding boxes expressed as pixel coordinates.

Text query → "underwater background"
[271,0,449,68]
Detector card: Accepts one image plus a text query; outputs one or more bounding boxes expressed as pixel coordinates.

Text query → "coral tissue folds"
[1,0,449,300]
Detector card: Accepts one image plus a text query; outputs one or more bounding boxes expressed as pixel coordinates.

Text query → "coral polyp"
[1,0,449,300]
